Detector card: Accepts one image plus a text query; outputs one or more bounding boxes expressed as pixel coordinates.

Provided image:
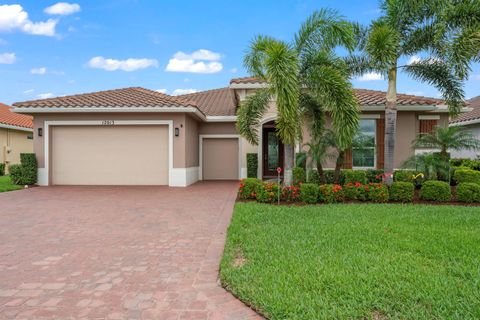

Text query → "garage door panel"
[51,125,168,185]
[202,138,238,180]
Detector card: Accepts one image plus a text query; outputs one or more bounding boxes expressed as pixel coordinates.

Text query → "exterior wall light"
[38,128,43,137]
[175,127,180,137]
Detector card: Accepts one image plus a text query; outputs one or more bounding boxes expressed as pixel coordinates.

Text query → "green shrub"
[246,153,258,178]
[238,178,262,200]
[295,152,306,169]
[307,170,320,184]
[365,183,389,203]
[450,166,470,185]
[394,169,424,188]
[453,169,480,185]
[451,158,480,171]
[0,163,4,176]
[456,182,480,202]
[450,158,468,167]
[282,185,301,202]
[324,170,344,184]
[300,183,319,204]
[292,167,306,186]
[420,181,451,202]
[343,183,359,200]
[366,169,384,183]
[343,169,367,184]
[389,182,414,203]
[256,182,280,203]
[9,164,25,185]
[319,184,344,203]
[19,153,37,185]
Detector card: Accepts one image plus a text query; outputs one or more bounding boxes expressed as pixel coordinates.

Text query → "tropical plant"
[237,9,360,185]
[402,152,446,181]
[347,0,480,184]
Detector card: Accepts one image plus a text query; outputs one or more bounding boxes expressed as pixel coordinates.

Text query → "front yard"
[221,203,480,319]
[0,176,22,192]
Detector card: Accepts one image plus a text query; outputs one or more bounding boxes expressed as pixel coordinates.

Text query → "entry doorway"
[262,121,284,178]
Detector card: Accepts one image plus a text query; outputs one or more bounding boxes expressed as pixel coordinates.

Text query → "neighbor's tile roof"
[230,77,445,106]
[12,87,200,110]
[450,96,480,124]
[0,103,33,129]
[178,88,237,116]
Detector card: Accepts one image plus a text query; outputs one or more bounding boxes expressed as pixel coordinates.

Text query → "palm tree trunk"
[384,67,397,185]
[334,150,344,184]
[317,163,326,184]
[284,144,294,185]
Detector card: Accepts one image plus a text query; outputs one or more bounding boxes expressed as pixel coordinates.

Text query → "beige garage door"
[202,138,238,180]
[51,125,168,185]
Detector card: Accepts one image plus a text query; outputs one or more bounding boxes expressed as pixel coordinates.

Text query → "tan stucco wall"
[1,128,33,172]
[198,122,237,134]
[32,113,192,169]
[184,115,199,167]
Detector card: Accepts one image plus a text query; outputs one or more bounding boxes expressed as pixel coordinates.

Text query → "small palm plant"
[298,131,337,184]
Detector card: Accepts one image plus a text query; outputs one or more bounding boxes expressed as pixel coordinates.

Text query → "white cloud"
[0,4,57,36]
[0,52,15,64]
[30,67,47,74]
[407,55,421,65]
[172,89,198,95]
[87,56,159,72]
[166,49,223,74]
[37,92,55,99]
[357,72,383,81]
[156,88,167,94]
[44,2,81,16]
[406,91,424,96]
[23,89,34,94]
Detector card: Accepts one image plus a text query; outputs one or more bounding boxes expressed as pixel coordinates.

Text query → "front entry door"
[262,127,284,178]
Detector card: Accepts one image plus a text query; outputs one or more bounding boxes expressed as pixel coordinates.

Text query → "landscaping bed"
[221,203,480,319]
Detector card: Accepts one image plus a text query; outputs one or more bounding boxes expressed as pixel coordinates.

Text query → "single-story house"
[0,103,34,173]
[449,95,480,159]
[12,78,461,186]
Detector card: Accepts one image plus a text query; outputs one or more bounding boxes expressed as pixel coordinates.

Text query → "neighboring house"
[0,103,34,173]
[12,78,464,186]
[449,96,480,159]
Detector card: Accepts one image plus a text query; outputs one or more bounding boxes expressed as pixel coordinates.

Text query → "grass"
[221,203,480,319]
[0,176,22,192]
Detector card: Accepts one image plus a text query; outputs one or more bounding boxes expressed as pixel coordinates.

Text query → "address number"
[101,120,115,125]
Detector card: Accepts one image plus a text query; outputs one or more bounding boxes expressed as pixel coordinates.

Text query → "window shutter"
[376,118,385,169]
[419,120,438,134]
[343,148,353,169]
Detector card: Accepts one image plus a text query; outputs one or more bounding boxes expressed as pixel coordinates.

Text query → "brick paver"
[0,182,261,319]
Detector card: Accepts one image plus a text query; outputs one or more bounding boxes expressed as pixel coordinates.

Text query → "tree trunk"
[384,67,398,185]
[334,150,344,184]
[283,144,294,186]
[317,163,326,184]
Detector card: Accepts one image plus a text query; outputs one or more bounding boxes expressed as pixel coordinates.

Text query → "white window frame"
[352,118,377,169]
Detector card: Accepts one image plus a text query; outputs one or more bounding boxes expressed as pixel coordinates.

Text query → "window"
[352,119,376,168]
[419,119,438,135]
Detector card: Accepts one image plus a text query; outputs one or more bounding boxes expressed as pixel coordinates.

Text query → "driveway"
[0,182,261,320]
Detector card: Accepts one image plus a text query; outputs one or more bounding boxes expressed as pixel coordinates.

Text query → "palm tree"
[347,0,480,184]
[237,9,360,185]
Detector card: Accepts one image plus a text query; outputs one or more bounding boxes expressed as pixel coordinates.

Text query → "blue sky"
[0,0,479,105]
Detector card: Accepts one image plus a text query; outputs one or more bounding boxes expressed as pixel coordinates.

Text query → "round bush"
[365,183,389,203]
[420,181,451,202]
[453,169,480,185]
[456,183,480,203]
[238,178,262,200]
[256,182,280,203]
[319,184,344,203]
[389,182,414,203]
[300,183,319,204]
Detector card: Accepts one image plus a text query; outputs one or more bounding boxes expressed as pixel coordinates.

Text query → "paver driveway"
[0,182,261,320]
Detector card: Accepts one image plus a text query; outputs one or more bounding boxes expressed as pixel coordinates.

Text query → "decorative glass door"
[262,127,284,177]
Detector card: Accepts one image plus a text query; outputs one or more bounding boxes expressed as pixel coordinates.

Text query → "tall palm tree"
[347,0,480,184]
[237,9,360,185]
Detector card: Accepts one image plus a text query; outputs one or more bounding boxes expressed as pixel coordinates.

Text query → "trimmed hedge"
[456,183,480,202]
[238,178,262,200]
[9,153,37,185]
[256,182,280,203]
[453,169,480,185]
[300,183,319,204]
[0,163,4,176]
[319,184,344,203]
[343,169,367,184]
[420,181,451,202]
[365,183,389,203]
[292,167,306,186]
[246,153,258,178]
[307,170,320,184]
[389,182,414,203]
[366,169,384,183]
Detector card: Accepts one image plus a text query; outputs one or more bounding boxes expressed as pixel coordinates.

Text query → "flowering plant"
[238,178,263,200]
[319,184,344,203]
[282,185,301,202]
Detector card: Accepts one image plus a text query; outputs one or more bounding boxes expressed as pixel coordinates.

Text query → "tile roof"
[230,77,445,106]
[450,96,480,124]
[178,88,237,116]
[0,103,33,129]
[12,87,200,110]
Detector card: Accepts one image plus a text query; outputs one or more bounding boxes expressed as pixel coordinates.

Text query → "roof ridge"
[133,87,200,108]
[179,87,231,97]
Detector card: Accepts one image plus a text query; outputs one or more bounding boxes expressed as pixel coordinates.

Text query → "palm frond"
[236,90,271,145]
[366,21,400,68]
[299,93,325,141]
[412,126,480,151]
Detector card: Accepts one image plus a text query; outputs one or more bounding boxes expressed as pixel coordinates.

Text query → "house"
[12,78,459,186]
[0,103,34,173]
[449,96,480,159]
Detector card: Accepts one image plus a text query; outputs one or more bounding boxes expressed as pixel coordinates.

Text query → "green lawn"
[0,176,22,192]
[221,203,480,319]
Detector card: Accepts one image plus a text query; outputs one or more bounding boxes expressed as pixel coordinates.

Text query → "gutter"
[0,123,33,132]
